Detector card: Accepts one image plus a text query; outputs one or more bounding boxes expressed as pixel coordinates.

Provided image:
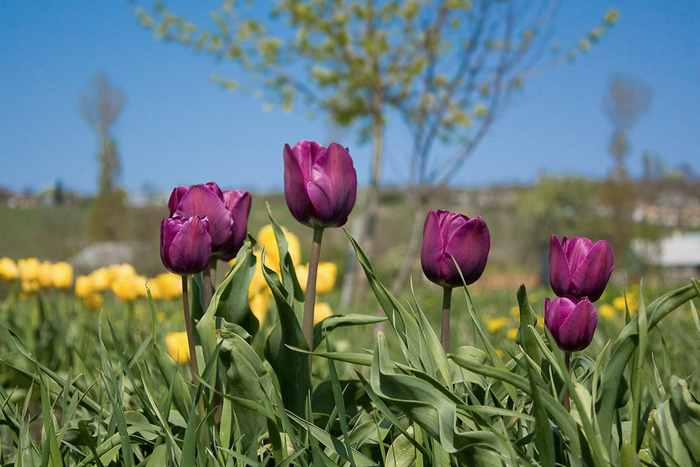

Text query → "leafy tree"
[133,0,619,299]
[81,73,126,241]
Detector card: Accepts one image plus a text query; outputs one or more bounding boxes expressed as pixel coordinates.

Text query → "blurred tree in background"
[81,73,126,241]
[604,74,652,181]
[133,0,618,301]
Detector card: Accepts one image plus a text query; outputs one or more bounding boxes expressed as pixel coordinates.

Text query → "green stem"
[563,352,571,411]
[202,258,217,312]
[181,276,199,377]
[441,286,453,353]
[303,228,324,368]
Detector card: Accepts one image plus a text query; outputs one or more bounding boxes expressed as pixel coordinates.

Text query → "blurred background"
[1,0,699,295]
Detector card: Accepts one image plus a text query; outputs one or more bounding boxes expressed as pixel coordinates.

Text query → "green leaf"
[215,239,260,337]
[597,282,698,444]
[262,256,310,418]
[218,324,272,444]
[516,284,542,363]
[313,313,385,349]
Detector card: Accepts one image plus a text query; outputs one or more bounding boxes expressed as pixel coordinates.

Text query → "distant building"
[633,231,700,283]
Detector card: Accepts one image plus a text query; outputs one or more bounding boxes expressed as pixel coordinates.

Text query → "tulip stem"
[303,227,324,368]
[441,286,453,354]
[202,259,217,312]
[563,352,571,411]
[181,276,199,377]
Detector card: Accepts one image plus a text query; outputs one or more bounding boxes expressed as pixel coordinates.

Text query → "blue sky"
[1,1,698,195]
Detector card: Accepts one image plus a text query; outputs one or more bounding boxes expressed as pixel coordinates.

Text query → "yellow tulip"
[83,292,103,312]
[598,303,615,320]
[111,276,139,302]
[75,275,93,298]
[151,273,181,300]
[37,261,54,289]
[0,257,19,282]
[51,262,73,289]
[506,328,518,340]
[256,225,302,267]
[166,332,190,364]
[89,267,112,292]
[486,317,509,333]
[248,264,268,299]
[296,262,337,294]
[313,302,333,324]
[17,258,40,281]
[250,292,270,324]
[110,263,137,281]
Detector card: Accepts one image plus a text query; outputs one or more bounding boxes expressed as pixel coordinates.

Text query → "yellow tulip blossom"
[598,303,615,320]
[109,263,138,281]
[83,292,103,312]
[314,302,333,324]
[111,276,139,302]
[89,267,112,292]
[0,257,19,282]
[506,328,518,340]
[38,261,54,289]
[75,276,93,298]
[150,273,181,300]
[250,292,270,324]
[51,262,73,289]
[166,332,190,364]
[486,317,509,333]
[248,262,269,299]
[256,224,301,268]
[296,262,337,294]
[17,258,40,281]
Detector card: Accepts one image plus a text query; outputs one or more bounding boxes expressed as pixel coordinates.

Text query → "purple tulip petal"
[565,237,594,272]
[220,190,252,261]
[421,210,446,285]
[160,217,211,275]
[448,216,490,285]
[549,235,572,297]
[168,186,188,216]
[557,298,598,352]
[174,185,232,250]
[284,143,313,225]
[570,240,614,301]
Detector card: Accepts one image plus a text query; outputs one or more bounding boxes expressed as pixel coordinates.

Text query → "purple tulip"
[545,296,598,352]
[549,235,614,302]
[168,183,232,251]
[219,190,252,261]
[420,210,490,288]
[283,140,357,229]
[160,216,212,275]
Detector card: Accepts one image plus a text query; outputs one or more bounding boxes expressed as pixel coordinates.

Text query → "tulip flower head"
[168,182,251,259]
[545,296,598,352]
[283,140,357,229]
[220,189,252,261]
[420,210,490,288]
[160,216,212,275]
[549,235,614,302]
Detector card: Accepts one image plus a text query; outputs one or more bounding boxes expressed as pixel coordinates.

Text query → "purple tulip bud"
[168,182,233,251]
[283,140,357,229]
[160,216,212,275]
[549,235,614,302]
[219,190,252,261]
[420,210,490,288]
[545,296,598,352]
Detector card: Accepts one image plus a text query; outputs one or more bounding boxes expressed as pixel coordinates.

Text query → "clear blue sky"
[1,1,698,195]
